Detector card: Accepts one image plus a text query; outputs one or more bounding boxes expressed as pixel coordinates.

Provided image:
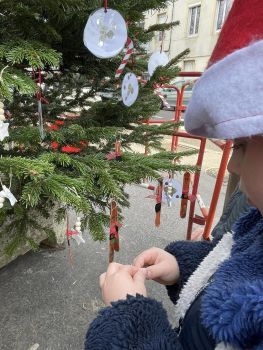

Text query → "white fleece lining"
[215,343,236,350]
[174,233,235,350]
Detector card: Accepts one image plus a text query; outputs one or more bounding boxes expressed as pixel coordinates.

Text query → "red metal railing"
[146,72,232,240]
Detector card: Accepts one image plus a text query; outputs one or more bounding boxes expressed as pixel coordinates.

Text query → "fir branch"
[146,21,180,33]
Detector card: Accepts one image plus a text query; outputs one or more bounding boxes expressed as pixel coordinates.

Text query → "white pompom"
[0,197,5,204]
[0,203,3,208]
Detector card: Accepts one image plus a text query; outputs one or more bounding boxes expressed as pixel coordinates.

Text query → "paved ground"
[0,109,229,350]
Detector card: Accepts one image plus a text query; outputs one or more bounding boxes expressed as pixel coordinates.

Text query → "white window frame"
[157,13,167,41]
[188,3,201,37]
[216,0,233,32]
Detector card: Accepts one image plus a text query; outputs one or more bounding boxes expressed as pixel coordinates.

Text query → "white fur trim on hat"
[184,40,263,139]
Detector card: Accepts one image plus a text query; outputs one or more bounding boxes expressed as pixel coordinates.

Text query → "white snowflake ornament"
[0,121,9,141]
[121,73,139,107]
[83,8,127,59]
[148,52,169,77]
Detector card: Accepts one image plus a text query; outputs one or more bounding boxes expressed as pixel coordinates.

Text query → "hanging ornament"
[83,8,127,59]
[148,52,169,77]
[0,120,9,141]
[106,138,122,160]
[115,38,134,79]
[162,178,182,208]
[0,172,17,208]
[0,101,5,121]
[121,72,139,107]
[33,69,47,140]
[71,217,85,245]
[155,178,163,227]
[154,84,171,109]
[180,172,191,218]
[109,201,122,263]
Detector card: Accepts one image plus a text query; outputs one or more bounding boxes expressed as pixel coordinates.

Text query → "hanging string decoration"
[83,6,127,59]
[180,172,191,218]
[0,101,9,141]
[121,72,139,107]
[115,37,134,79]
[106,138,122,161]
[109,200,122,263]
[33,69,48,140]
[154,178,163,227]
[162,178,182,208]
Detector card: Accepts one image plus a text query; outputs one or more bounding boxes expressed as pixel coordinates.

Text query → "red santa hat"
[184,0,263,139]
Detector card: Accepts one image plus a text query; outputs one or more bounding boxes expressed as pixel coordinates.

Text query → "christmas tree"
[0,0,196,255]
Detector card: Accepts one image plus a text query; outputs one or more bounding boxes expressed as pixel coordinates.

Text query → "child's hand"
[133,247,180,286]
[99,263,147,306]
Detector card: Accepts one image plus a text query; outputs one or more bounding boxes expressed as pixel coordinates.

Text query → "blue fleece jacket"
[85,208,263,349]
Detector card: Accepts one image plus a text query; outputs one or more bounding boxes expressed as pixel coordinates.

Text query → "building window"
[183,60,196,72]
[158,13,167,41]
[216,0,233,30]
[188,5,201,36]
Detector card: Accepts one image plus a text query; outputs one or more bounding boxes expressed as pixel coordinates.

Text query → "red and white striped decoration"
[140,79,171,109]
[115,37,134,79]
[154,89,171,108]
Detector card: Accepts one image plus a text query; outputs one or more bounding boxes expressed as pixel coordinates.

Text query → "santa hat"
[184,0,263,139]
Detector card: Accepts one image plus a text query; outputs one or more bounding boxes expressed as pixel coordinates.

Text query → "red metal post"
[202,140,233,240]
[186,137,207,240]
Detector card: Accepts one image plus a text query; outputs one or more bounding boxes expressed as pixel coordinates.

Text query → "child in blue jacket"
[85,1,263,348]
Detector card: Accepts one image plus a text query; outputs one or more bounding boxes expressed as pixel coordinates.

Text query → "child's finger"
[99,272,106,288]
[121,265,139,277]
[145,261,167,280]
[133,249,157,268]
[106,262,123,276]
[133,269,147,285]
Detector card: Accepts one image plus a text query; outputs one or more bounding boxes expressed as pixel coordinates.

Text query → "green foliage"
[0,0,195,255]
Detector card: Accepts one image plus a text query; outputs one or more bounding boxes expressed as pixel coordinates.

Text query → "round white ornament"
[83,8,127,59]
[0,196,5,204]
[121,72,139,107]
[148,52,169,77]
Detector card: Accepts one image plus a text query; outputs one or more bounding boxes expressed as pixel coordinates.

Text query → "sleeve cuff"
[85,294,181,349]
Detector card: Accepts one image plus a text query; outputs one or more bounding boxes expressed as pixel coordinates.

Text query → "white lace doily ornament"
[148,52,169,77]
[83,8,128,59]
[121,73,139,107]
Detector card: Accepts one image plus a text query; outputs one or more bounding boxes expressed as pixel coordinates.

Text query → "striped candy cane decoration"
[154,89,171,108]
[115,37,134,79]
[139,80,171,109]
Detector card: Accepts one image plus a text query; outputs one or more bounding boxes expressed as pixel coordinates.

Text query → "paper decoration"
[0,101,5,121]
[0,185,17,206]
[71,232,85,245]
[83,8,127,59]
[0,121,9,141]
[148,52,169,77]
[121,72,139,107]
[162,178,182,208]
[115,38,134,79]
[154,86,171,108]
